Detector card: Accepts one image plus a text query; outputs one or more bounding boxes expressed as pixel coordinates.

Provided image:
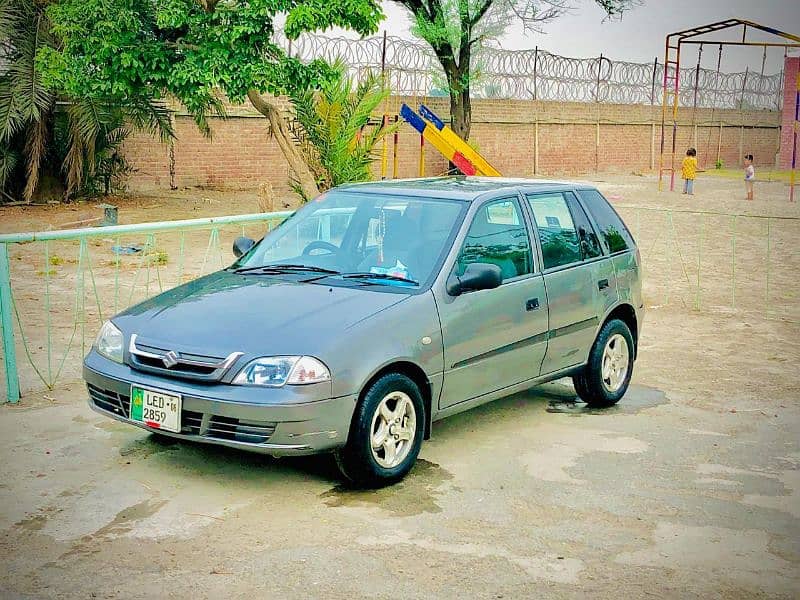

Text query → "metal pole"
[381,31,389,180]
[692,44,703,150]
[658,40,669,191]
[0,244,20,402]
[0,211,295,244]
[791,70,799,202]
[739,66,749,109]
[650,56,658,106]
[670,43,681,191]
[533,46,539,101]
[393,114,399,179]
[714,45,723,168]
[738,66,748,165]
[595,54,602,172]
[595,53,603,102]
[692,45,703,111]
[651,57,658,173]
[419,132,425,177]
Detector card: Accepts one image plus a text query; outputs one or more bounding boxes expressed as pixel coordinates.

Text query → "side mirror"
[447,262,503,296]
[232,236,255,258]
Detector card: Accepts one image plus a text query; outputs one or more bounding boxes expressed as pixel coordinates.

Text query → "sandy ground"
[0,174,798,598]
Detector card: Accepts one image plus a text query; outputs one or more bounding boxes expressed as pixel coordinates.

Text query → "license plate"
[130,386,182,433]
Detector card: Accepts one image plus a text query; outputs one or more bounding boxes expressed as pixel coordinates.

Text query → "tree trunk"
[247,90,319,201]
[446,75,472,175]
[449,85,471,141]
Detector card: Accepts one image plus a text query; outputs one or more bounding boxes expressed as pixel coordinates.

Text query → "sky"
[370,0,800,74]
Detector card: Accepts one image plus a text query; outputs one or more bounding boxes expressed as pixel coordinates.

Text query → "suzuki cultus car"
[85,177,643,487]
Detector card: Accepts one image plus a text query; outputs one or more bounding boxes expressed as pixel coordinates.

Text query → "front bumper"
[83,351,357,456]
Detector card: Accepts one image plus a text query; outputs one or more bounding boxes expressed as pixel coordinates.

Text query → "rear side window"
[579,189,635,254]
[566,193,603,260]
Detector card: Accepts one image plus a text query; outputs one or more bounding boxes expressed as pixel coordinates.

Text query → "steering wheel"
[301,240,339,256]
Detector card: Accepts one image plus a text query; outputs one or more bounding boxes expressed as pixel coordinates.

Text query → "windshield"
[235,191,466,288]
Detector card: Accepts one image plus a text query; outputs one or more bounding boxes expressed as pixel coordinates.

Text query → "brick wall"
[123,96,782,193]
[780,55,799,169]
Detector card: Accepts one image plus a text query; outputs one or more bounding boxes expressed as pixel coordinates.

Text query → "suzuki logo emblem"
[162,351,179,368]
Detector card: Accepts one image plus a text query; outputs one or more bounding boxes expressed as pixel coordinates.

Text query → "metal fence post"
[0,244,20,403]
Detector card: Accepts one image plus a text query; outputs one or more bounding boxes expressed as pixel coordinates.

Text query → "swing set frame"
[657,19,800,199]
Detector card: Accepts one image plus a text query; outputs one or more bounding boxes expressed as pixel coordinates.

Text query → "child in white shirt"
[744,154,755,201]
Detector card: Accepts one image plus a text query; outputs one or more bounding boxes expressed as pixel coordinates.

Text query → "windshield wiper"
[338,272,419,285]
[231,264,340,275]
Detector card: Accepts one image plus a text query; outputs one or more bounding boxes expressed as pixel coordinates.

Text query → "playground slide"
[400,104,501,177]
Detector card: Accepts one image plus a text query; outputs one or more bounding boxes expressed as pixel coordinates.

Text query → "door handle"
[598,279,609,291]
[526,298,540,311]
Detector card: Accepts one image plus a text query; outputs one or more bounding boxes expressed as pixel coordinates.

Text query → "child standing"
[681,148,699,195]
[744,154,755,200]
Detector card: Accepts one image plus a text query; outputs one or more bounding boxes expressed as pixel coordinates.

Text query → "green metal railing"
[1,205,798,404]
[1,211,292,403]
[616,205,799,319]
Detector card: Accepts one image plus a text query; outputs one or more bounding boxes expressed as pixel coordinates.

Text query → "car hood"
[115,271,408,357]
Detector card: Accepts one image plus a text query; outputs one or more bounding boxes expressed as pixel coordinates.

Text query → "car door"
[525,191,617,375]
[577,188,641,311]
[436,196,549,409]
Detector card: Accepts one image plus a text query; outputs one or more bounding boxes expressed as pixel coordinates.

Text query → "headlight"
[95,320,123,363]
[231,356,330,387]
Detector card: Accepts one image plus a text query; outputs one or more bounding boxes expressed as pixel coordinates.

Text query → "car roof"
[336,176,593,201]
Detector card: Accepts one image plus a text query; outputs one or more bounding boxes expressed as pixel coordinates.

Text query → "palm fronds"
[289,61,400,193]
[0,0,175,201]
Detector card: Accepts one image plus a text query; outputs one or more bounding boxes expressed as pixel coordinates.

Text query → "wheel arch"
[602,303,638,358]
[358,361,433,440]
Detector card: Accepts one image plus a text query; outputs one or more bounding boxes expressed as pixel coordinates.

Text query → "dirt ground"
[0,174,798,598]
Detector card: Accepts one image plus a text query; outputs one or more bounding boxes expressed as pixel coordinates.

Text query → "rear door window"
[579,189,635,254]
[526,193,582,269]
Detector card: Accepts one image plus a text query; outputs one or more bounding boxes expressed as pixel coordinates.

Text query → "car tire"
[335,373,425,488]
[572,318,634,408]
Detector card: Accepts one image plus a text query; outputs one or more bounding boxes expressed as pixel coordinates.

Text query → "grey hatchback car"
[84,177,643,487]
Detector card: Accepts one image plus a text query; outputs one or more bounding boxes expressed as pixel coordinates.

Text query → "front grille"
[127,334,243,382]
[88,383,130,418]
[88,384,275,445]
[133,354,219,376]
[182,410,203,435]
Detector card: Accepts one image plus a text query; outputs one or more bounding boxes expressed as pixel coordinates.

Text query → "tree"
[389,0,638,140]
[0,0,172,201]
[42,0,385,200]
[288,61,400,197]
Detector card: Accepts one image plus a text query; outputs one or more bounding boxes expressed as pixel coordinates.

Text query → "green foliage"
[0,0,173,201]
[42,0,385,135]
[715,159,724,170]
[52,110,134,197]
[289,62,400,196]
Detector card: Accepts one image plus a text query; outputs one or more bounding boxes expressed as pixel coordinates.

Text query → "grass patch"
[147,250,169,265]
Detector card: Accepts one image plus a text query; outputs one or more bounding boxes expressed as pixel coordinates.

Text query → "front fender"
[321,291,444,399]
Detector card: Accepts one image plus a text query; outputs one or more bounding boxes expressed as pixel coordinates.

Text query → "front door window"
[455,198,533,282]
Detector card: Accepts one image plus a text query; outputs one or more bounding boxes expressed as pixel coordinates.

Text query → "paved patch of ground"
[0,303,797,598]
